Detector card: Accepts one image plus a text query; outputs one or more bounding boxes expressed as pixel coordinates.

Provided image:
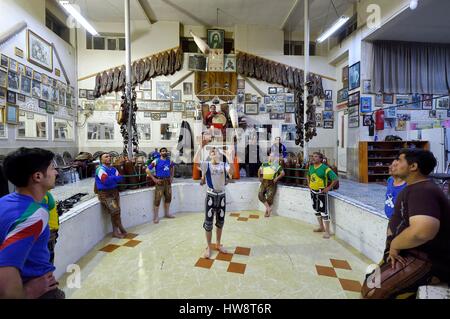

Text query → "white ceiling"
[70,0,356,34]
[365,0,450,43]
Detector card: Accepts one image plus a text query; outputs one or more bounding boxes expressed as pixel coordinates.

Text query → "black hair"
[399,149,436,176]
[159,147,168,152]
[99,152,109,162]
[313,152,324,160]
[3,147,55,187]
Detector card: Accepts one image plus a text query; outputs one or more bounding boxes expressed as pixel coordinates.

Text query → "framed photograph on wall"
[385,107,396,118]
[422,94,433,110]
[27,30,53,71]
[268,87,277,95]
[383,93,394,104]
[323,120,334,129]
[362,80,371,94]
[348,115,360,128]
[25,66,33,78]
[7,71,19,91]
[324,90,332,101]
[207,29,225,49]
[156,81,171,100]
[9,59,18,72]
[172,102,185,112]
[0,54,8,69]
[348,91,360,107]
[269,113,278,120]
[0,69,6,88]
[188,54,207,72]
[245,102,259,115]
[38,99,47,109]
[7,90,16,104]
[435,96,449,109]
[285,102,296,113]
[17,93,26,102]
[360,96,372,113]
[15,47,24,58]
[0,87,6,106]
[46,103,55,114]
[396,94,411,109]
[348,62,360,91]
[20,75,32,95]
[322,111,334,121]
[363,115,373,126]
[86,90,95,100]
[150,112,161,121]
[375,93,383,107]
[224,54,236,72]
[342,66,349,88]
[171,90,181,102]
[324,101,333,111]
[183,82,193,95]
[6,104,19,124]
[79,89,87,98]
[337,88,348,103]
[237,79,245,89]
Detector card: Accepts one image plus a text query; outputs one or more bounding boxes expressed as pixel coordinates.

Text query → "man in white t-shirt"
[194,139,234,259]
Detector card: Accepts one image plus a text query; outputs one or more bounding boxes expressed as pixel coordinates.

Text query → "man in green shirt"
[306,152,338,239]
[258,151,285,217]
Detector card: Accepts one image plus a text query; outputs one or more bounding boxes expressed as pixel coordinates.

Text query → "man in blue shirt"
[146,148,175,223]
[270,137,287,162]
[384,159,406,219]
[95,153,127,238]
[0,147,64,299]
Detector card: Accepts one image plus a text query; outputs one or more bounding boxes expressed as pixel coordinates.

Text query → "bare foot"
[313,228,325,233]
[112,232,125,238]
[153,217,159,224]
[203,246,211,259]
[164,214,175,219]
[264,211,270,217]
[216,244,228,254]
[119,228,128,235]
[323,232,331,239]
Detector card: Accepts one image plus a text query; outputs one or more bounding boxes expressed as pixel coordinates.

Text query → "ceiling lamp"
[59,1,99,36]
[317,16,349,43]
[410,0,419,10]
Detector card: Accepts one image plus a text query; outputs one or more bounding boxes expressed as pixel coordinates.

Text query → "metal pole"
[125,0,133,158]
[303,0,310,163]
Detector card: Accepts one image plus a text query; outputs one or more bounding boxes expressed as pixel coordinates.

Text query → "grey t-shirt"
[201,161,230,192]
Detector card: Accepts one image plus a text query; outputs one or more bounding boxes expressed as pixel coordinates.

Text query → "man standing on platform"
[146,147,175,224]
[258,151,285,217]
[307,152,338,239]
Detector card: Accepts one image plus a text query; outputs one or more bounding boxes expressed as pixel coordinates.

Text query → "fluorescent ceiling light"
[59,1,99,36]
[316,16,349,43]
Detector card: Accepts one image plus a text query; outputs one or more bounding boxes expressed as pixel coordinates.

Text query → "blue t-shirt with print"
[148,158,174,178]
[384,176,407,219]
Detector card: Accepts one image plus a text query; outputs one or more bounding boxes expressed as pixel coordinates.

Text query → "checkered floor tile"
[194,245,252,275]
[99,233,141,252]
[315,258,362,293]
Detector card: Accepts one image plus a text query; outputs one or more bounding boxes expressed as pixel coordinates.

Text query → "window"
[53,118,74,141]
[284,41,316,56]
[87,123,114,140]
[86,32,125,51]
[0,123,6,138]
[17,112,47,139]
[46,10,70,44]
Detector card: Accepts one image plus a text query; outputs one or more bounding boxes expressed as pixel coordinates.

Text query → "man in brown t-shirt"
[384,149,450,296]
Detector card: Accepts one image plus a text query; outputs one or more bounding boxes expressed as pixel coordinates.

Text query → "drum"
[113,159,126,192]
[124,160,139,189]
[212,112,227,129]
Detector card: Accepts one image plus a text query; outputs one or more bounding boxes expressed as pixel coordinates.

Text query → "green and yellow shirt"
[260,162,283,181]
[41,192,59,231]
[307,164,338,191]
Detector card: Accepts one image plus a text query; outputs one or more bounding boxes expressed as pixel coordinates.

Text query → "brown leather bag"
[361,250,432,299]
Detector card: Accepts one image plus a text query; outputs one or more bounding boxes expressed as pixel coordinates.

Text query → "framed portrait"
[207,29,225,49]
[172,102,185,112]
[156,81,171,100]
[6,104,19,124]
[268,87,277,95]
[38,99,47,109]
[396,94,411,109]
[46,103,55,114]
[349,62,360,91]
[259,104,266,113]
[183,82,193,95]
[41,84,50,101]
[323,120,334,129]
[86,90,95,100]
[322,111,334,121]
[324,101,333,111]
[15,47,24,58]
[142,90,152,100]
[41,74,48,85]
[245,93,252,102]
[18,64,26,76]
[224,55,236,72]
[362,80,372,94]
[429,110,437,118]
[422,94,433,110]
[435,96,449,110]
[383,93,394,104]
[348,91,360,107]
[244,102,259,115]
[33,71,41,82]
[171,90,181,102]
[17,93,26,102]
[285,93,294,103]
[79,89,87,98]
[360,96,372,113]
[0,69,6,88]
[348,105,359,117]
[185,100,196,111]
[396,120,407,131]
[324,90,332,101]
[7,90,16,104]
[315,113,322,122]
[0,87,6,105]
[285,102,296,113]
[348,115,360,128]
[27,30,53,72]
[342,66,349,88]
[337,88,348,103]
[385,106,396,118]
[316,121,322,128]
[363,115,373,127]
[9,59,18,72]
[51,86,58,104]
[1,54,8,69]
[375,93,383,107]
[20,75,32,95]
[237,79,245,89]
[188,54,207,72]
[140,80,152,90]
[7,71,19,91]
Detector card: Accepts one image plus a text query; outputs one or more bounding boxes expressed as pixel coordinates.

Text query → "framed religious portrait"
[245,102,259,115]
[6,104,19,124]
[348,62,360,91]
[27,30,53,71]
[207,29,225,49]
[223,55,236,72]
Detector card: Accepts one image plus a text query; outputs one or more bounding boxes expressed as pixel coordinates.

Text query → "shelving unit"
[359,141,430,183]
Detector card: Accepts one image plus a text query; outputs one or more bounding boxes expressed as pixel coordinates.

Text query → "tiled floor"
[59,211,373,299]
